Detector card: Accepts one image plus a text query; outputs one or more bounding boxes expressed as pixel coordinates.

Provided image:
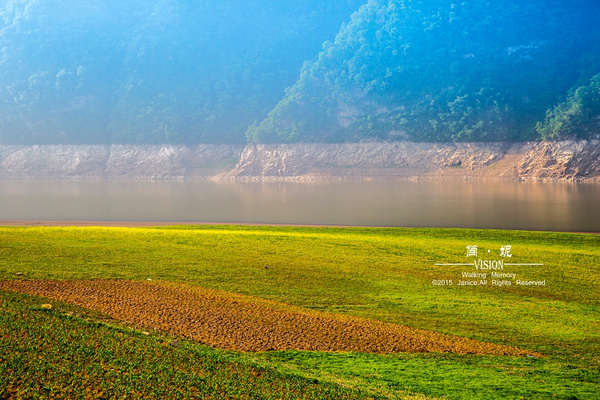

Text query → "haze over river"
[0,180,598,232]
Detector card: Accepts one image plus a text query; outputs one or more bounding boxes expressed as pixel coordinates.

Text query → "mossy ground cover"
[0,225,599,399]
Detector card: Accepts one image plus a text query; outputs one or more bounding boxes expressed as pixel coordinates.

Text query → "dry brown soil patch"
[0,279,540,356]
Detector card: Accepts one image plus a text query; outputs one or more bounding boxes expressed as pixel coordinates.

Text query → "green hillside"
[247,0,600,143]
[0,0,362,144]
[1,0,599,145]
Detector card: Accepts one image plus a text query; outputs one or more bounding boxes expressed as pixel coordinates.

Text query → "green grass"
[0,290,382,399]
[0,225,599,399]
[255,351,600,400]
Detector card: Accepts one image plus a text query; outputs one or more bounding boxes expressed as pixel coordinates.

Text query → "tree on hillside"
[536,74,600,140]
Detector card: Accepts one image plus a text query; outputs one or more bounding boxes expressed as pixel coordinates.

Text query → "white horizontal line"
[504,263,544,266]
[434,263,474,266]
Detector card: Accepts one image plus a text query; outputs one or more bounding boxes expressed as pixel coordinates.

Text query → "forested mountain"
[1,0,599,145]
[247,0,600,143]
[0,0,363,144]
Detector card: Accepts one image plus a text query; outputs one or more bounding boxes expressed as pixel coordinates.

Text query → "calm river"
[0,180,598,232]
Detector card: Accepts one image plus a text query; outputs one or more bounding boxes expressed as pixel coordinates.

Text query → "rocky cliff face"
[229,142,511,178]
[0,141,598,182]
[0,145,243,180]
[514,140,600,181]
[227,140,600,182]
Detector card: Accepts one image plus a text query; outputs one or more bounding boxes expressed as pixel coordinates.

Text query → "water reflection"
[0,180,598,231]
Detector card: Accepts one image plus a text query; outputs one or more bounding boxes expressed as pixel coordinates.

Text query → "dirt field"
[0,279,541,356]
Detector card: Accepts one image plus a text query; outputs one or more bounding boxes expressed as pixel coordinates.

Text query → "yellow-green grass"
[0,225,599,399]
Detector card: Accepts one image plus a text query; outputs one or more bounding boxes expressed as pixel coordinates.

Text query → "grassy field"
[0,225,599,399]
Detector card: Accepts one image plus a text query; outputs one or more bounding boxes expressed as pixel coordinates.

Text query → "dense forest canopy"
[0,0,363,144]
[1,0,599,144]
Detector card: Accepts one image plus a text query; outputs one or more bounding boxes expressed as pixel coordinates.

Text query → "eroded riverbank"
[1,140,599,182]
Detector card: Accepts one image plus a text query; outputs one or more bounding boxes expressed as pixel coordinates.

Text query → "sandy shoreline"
[0,219,598,234]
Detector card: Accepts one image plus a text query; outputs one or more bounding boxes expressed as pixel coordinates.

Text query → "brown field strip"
[0,279,541,356]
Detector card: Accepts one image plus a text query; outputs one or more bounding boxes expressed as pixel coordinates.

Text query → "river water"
[0,180,598,232]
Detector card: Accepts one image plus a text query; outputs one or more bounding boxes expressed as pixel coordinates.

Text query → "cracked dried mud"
[0,279,541,356]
